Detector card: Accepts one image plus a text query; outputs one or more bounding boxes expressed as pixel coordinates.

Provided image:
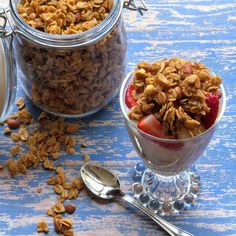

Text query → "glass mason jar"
[4,0,128,118]
[0,1,147,121]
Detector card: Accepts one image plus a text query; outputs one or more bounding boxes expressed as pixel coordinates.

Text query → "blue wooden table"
[0,0,236,235]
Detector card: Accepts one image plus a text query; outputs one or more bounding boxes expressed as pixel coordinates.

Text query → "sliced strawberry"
[202,94,220,129]
[137,114,184,150]
[125,84,137,108]
[137,114,164,138]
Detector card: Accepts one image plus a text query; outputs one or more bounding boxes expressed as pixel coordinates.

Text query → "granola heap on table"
[0,98,92,235]
[126,58,222,139]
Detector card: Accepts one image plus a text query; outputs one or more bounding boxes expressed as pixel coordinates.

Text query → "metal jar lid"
[0,10,17,122]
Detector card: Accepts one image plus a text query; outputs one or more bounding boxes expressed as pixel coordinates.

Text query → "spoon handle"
[120,193,193,236]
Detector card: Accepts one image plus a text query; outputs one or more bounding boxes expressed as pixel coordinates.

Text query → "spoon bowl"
[80,164,193,236]
[81,164,120,199]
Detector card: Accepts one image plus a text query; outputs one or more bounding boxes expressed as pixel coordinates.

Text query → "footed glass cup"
[119,72,226,215]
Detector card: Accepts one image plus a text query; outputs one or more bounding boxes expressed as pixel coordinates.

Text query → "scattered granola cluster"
[49,167,84,201]
[127,58,222,139]
[0,98,91,235]
[17,0,113,34]
[54,217,73,235]
[37,221,49,233]
[6,112,78,176]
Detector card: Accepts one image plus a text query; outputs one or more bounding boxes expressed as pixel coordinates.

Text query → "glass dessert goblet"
[119,70,226,215]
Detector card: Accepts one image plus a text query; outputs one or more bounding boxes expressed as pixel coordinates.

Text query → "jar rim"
[10,0,123,48]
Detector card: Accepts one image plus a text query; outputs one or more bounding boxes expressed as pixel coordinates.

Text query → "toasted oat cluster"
[37,221,49,233]
[128,58,222,139]
[17,0,113,34]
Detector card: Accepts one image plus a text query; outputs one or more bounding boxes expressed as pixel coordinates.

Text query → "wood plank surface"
[0,0,236,235]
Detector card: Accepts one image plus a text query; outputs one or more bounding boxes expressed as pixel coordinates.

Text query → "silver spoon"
[80,164,193,236]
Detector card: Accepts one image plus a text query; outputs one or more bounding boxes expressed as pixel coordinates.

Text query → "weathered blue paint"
[0,0,236,235]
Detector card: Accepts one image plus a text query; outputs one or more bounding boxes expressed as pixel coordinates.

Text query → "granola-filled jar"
[8,0,127,117]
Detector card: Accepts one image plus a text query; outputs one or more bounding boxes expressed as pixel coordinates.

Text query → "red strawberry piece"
[137,114,184,150]
[202,94,220,129]
[125,84,137,108]
[137,114,164,138]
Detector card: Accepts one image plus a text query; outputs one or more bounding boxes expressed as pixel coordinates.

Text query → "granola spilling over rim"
[17,0,113,34]
[127,58,222,139]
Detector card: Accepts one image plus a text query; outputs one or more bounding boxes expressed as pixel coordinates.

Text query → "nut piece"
[65,204,76,215]
[180,62,194,76]
[0,164,4,171]
[7,119,20,129]
[37,221,49,233]
[37,188,43,194]
[66,124,79,133]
